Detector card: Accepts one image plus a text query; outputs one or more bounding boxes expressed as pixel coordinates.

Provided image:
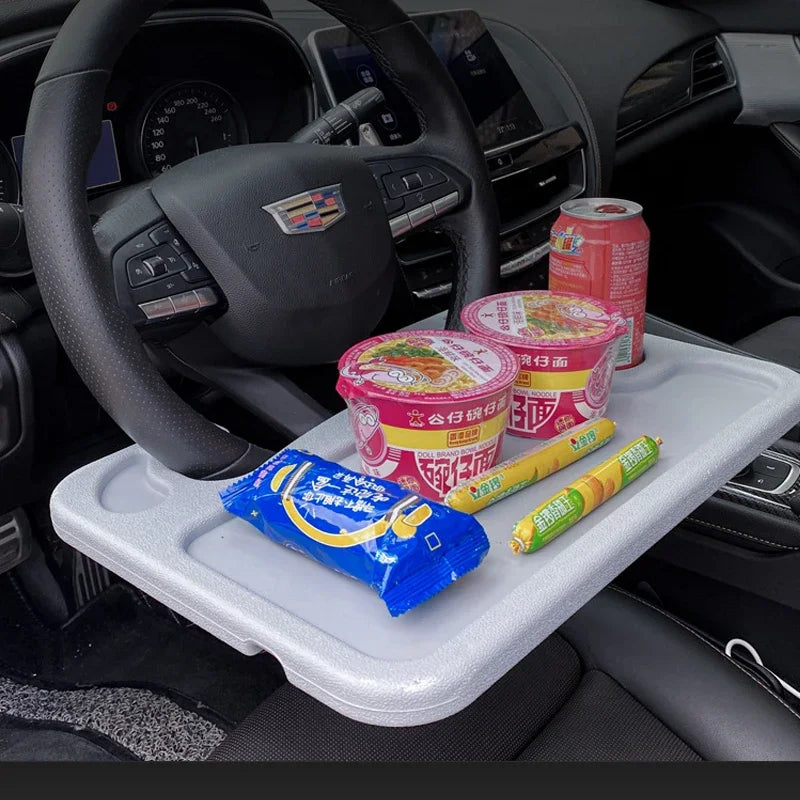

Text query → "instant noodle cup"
[461,291,628,440]
[337,330,519,501]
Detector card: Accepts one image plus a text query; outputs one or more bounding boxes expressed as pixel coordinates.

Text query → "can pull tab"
[593,203,628,214]
[725,638,800,702]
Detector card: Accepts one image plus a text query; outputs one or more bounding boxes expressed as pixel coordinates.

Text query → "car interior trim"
[617,36,737,142]
[721,32,800,127]
[726,450,800,498]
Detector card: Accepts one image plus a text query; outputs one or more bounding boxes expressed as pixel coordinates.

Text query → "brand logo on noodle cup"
[461,291,627,440]
[337,331,519,500]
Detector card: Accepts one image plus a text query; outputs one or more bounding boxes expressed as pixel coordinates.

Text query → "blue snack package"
[219,449,490,617]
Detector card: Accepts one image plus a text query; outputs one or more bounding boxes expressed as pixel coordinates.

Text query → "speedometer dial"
[139,81,247,177]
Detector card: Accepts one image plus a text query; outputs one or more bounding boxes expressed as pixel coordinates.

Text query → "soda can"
[548,198,650,369]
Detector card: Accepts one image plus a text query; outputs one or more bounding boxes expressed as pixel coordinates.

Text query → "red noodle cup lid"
[461,291,629,350]
[337,330,519,403]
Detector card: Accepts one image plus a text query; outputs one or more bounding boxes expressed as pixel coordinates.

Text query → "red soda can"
[548,198,650,369]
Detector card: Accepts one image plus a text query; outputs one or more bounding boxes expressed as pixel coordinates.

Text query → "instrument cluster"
[0,13,316,205]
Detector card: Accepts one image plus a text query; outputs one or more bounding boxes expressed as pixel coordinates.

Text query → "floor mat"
[0,678,225,761]
[0,719,123,762]
[0,578,285,726]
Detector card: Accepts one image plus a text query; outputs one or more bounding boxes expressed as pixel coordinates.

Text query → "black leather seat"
[211,587,800,761]
[737,317,800,371]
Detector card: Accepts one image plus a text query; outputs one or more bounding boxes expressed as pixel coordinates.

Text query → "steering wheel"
[22,0,499,479]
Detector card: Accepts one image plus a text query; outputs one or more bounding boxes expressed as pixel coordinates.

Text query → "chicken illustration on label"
[337,330,518,500]
[349,402,388,466]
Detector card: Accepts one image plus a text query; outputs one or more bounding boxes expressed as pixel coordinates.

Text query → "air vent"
[691,40,733,100]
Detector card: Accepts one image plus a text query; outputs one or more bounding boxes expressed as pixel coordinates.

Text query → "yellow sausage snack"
[510,435,663,554]
[444,418,616,514]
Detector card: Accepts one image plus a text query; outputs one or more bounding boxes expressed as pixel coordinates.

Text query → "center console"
[304,9,587,304]
[727,451,800,499]
[644,315,800,553]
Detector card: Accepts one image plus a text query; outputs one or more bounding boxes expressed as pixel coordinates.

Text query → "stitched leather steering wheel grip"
[22,0,498,479]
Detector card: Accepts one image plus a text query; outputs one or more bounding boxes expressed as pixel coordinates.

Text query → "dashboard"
[0,0,776,506]
[0,0,791,543]
[0,12,316,205]
[0,4,593,303]
[301,8,587,305]
[308,10,544,150]
[0,0,753,305]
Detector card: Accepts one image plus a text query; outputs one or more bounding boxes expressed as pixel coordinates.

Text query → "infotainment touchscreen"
[309,10,543,151]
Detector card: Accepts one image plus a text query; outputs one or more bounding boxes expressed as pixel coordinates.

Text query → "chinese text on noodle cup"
[337,331,519,500]
[461,291,628,440]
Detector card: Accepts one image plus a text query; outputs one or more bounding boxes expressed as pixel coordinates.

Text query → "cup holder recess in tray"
[99,453,171,514]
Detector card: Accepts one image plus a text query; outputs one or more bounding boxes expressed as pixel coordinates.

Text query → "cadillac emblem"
[262,184,346,234]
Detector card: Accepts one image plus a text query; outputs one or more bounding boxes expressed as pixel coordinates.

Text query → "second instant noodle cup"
[461,291,628,440]
[337,330,519,500]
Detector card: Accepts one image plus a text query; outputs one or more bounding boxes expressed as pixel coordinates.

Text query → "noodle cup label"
[337,331,519,500]
[461,291,628,439]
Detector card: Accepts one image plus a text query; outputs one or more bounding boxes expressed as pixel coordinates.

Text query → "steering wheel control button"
[378,160,460,209]
[142,255,167,278]
[386,188,461,237]
[114,219,225,327]
[149,224,189,254]
[180,252,211,282]
[433,191,461,216]
[127,258,153,287]
[408,203,436,229]
[389,214,412,238]
[139,297,176,320]
[194,287,218,308]
[170,291,200,313]
[382,173,410,199]
[156,245,183,270]
[148,224,173,245]
[381,192,404,215]
[416,165,447,188]
[369,162,392,181]
[402,172,424,192]
[137,288,218,322]
[128,243,188,286]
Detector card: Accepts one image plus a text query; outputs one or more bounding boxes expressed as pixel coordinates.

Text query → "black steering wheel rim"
[22,0,499,479]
